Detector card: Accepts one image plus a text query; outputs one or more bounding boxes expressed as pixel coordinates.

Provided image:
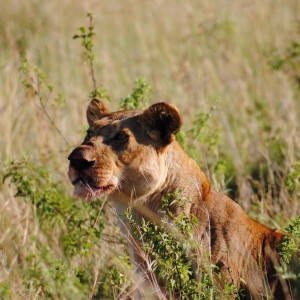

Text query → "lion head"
[68,99,182,201]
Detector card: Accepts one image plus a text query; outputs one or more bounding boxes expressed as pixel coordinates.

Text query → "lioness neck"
[145,141,211,214]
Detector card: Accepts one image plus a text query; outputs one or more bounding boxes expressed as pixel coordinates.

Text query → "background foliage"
[0,1,299,299]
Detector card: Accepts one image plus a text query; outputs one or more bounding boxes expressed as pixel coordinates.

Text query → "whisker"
[140,170,148,184]
[119,174,129,184]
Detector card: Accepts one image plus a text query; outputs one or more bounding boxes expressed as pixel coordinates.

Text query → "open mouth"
[90,183,115,194]
[72,179,116,199]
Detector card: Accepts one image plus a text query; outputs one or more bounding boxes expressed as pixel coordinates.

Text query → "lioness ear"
[143,102,182,147]
[86,98,110,126]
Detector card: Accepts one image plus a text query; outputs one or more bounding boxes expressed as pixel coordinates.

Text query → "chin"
[73,182,116,200]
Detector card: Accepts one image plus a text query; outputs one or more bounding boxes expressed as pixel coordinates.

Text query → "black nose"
[68,146,95,171]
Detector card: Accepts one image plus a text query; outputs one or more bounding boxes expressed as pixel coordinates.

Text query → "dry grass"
[0,0,299,298]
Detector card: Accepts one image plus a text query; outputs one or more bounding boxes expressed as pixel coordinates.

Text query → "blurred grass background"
[0,0,299,298]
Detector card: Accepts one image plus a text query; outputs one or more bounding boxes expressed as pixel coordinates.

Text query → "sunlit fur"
[68,99,290,299]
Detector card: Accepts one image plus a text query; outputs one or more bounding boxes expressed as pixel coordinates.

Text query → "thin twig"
[87,261,100,300]
[88,14,97,93]
[36,77,69,145]
[89,59,97,93]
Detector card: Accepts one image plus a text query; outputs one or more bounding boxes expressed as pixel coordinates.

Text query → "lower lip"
[74,184,115,199]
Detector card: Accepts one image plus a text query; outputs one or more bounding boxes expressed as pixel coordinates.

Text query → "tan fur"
[68,99,290,299]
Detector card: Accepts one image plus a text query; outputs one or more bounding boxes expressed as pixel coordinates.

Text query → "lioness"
[68,99,290,299]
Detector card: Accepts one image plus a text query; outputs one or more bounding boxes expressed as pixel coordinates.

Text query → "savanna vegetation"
[0,1,299,299]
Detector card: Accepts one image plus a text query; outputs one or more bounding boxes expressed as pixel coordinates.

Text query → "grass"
[0,0,299,298]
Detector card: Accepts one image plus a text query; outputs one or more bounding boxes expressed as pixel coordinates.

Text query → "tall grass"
[0,0,299,298]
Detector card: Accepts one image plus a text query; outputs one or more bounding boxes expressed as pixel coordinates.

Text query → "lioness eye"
[114,131,129,142]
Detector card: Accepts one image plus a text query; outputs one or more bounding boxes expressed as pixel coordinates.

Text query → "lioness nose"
[68,147,95,171]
